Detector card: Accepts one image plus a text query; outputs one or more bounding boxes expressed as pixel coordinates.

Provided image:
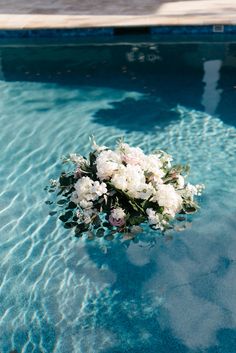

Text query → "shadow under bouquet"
[48,139,204,240]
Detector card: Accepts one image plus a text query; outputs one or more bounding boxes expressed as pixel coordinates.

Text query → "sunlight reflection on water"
[0,40,236,353]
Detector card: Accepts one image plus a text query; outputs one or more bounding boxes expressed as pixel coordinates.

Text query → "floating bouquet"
[48,139,204,239]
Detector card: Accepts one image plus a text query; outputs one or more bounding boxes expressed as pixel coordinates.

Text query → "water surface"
[0,38,236,353]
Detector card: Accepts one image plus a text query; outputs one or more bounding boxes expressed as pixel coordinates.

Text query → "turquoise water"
[0,38,236,353]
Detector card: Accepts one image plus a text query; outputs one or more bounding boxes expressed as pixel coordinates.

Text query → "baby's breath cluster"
[48,139,204,239]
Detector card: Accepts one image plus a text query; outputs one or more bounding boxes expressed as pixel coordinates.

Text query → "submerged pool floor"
[0,39,236,353]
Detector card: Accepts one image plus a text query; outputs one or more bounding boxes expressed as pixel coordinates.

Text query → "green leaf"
[103,222,112,228]
[96,228,105,237]
[93,216,101,229]
[59,173,75,187]
[59,210,73,223]
[45,200,53,205]
[104,234,114,241]
[75,223,89,233]
[182,202,198,214]
[129,215,146,226]
[89,152,96,167]
[64,222,77,229]
[66,201,77,209]
[49,211,57,216]
[176,216,186,221]
[57,199,67,205]
[74,226,83,237]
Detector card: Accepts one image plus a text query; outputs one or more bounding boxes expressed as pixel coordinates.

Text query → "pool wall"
[1,25,236,38]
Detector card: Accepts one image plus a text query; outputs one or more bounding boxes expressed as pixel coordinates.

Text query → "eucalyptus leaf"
[59,210,73,223]
[96,228,105,237]
[49,211,57,216]
[57,199,67,205]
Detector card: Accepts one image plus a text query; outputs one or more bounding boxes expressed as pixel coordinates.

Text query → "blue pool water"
[0,37,236,353]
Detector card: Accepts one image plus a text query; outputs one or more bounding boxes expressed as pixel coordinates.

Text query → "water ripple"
[0,79,236,353]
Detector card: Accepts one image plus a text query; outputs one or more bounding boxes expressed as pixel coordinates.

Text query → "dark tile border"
[151,25,236,34]
[0,27,114,38]
[1,25,236,38]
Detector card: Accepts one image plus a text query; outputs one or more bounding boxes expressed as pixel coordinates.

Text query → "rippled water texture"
[0,38,236,353]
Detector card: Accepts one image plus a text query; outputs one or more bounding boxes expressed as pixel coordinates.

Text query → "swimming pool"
[0,37,236,353]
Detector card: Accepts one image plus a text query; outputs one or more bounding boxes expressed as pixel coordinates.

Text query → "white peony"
[79,200,93,209]
[96,150,122,180]
[152,184,183,217]
[111,164,153,200]
[92,180,107,197]
[142,154,164,176]
[134,183,155,200]
[111,168,128,191]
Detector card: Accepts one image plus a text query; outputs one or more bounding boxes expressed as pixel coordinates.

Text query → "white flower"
[111,164,153,200]
[79,200,93,209]
[50,179,58,186]
[92,181,107,197]
[111,207,126,220]
[71,191,79,204]
[111,170,128,191]
[69,153,87,165]
[74,176,93,200]
[180,183,198,201]
[181,183,204,199]
[177,175,185,189]
[142,154,164,177]
[118,142,145,165]
[109,207,126,226]
[152,184,183,216]
[146,208,165,230]
[195,184,205,195]
[124,164,146,191]
[73,176,107,208]
[96,150,122,180]
[135,183,154,200]
[146,208,160,225]
[186,183,198,195]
